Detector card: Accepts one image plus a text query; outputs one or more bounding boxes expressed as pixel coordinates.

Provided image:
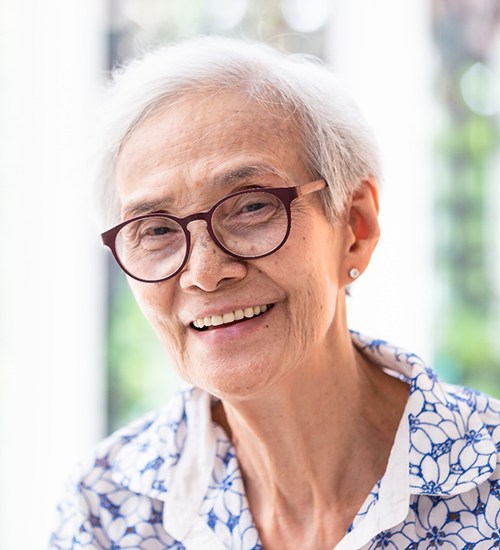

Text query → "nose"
[179,220,247,292]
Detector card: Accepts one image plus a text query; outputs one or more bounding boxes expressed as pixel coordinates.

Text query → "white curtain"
[327,0,434,359]
[0,1,107,547]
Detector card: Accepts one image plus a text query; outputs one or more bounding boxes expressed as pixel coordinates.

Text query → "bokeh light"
[460,62,500,116]
[281,0,329,33]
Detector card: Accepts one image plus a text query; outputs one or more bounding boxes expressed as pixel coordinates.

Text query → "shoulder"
[407,371,500,484]
[440,382,500,487]
[49,385,205,549]
[351,330,500,442]
[86,384,195,488]
[442,381,500,429]
[407,381,500,533]
[354,332,500,490]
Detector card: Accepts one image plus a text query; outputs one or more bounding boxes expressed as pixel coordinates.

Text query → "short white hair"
[96,35,381,228]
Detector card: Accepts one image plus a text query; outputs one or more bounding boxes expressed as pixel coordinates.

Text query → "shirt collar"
[336,333,498,549]
[109,333,498,542]
[351,331,498,497]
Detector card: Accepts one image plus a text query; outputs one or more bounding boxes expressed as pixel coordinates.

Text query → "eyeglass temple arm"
[297,178,326,197]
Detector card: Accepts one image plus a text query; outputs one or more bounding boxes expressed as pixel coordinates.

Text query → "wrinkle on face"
[116,93,309,218]
[115,91,349,399]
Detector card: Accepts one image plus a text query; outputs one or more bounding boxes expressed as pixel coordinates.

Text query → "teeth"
[212,315,223,326]
[244,307,254,318]
[193,304,269,329]
[223,312,235,323]
[234,310,244,320]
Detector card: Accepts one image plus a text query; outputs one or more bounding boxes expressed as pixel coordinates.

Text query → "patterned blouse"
[49,332,500,549]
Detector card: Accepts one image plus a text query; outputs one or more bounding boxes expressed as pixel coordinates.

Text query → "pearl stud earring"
[349,268,360,279]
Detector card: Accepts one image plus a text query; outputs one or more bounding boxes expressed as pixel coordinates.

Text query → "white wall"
[326,0,435,360]
[0,1,107,548]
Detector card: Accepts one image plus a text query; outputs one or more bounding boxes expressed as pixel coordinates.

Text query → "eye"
[213,191,285,237]
[141,223,177,237]
[240,201,267,213]
[120,216,184,252]
[231,192,281,216]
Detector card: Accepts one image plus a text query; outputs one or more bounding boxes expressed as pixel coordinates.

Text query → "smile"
[191,304,272,330]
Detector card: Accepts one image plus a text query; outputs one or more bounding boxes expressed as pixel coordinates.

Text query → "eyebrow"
[121,164,288,220]
[213,165,286,185]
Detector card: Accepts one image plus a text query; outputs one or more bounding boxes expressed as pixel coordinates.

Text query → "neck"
[212,308,409,547]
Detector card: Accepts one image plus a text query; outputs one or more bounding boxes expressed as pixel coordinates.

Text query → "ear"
[340,178,380,286]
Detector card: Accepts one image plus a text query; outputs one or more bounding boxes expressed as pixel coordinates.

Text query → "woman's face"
[114,92,355,400]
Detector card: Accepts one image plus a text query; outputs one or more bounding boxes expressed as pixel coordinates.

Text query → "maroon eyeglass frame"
[101,178,326,283]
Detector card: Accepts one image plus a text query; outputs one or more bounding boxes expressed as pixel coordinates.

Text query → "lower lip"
[189,306,274,344]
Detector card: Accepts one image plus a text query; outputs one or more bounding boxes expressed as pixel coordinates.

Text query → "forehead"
[115,91,309,217]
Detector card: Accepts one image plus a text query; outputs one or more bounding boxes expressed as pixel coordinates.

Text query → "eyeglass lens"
[114,189,289,281]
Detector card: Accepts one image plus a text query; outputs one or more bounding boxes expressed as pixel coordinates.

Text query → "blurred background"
[1,0,499,547]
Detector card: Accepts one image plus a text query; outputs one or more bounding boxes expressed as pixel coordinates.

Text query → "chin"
[185,358,280,402]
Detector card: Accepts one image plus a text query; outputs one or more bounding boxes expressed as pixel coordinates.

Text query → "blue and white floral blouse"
[49,333,500,549]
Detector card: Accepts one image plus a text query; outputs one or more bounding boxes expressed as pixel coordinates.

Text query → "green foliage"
[106,272,181,433]
[433,54,500,398]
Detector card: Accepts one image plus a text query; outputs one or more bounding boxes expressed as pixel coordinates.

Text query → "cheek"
[288,269,339,345]
[271,242,341,355]
[128,280,171,321]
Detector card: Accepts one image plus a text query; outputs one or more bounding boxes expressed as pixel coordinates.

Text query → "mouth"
[190,304,273,331]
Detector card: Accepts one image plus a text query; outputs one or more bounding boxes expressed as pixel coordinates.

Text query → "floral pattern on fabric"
[199,435,261,549]
[50,409,186,549]
[49,334,500,549]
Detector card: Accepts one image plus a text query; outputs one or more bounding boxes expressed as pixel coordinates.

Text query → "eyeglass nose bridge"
[179,207,240,263]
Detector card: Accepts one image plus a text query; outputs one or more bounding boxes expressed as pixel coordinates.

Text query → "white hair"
[96,35,381,228]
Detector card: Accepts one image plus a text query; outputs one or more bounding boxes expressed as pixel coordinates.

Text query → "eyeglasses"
[101,179,326,283]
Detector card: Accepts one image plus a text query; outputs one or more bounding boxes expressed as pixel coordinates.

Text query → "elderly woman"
[51,37,500,549]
